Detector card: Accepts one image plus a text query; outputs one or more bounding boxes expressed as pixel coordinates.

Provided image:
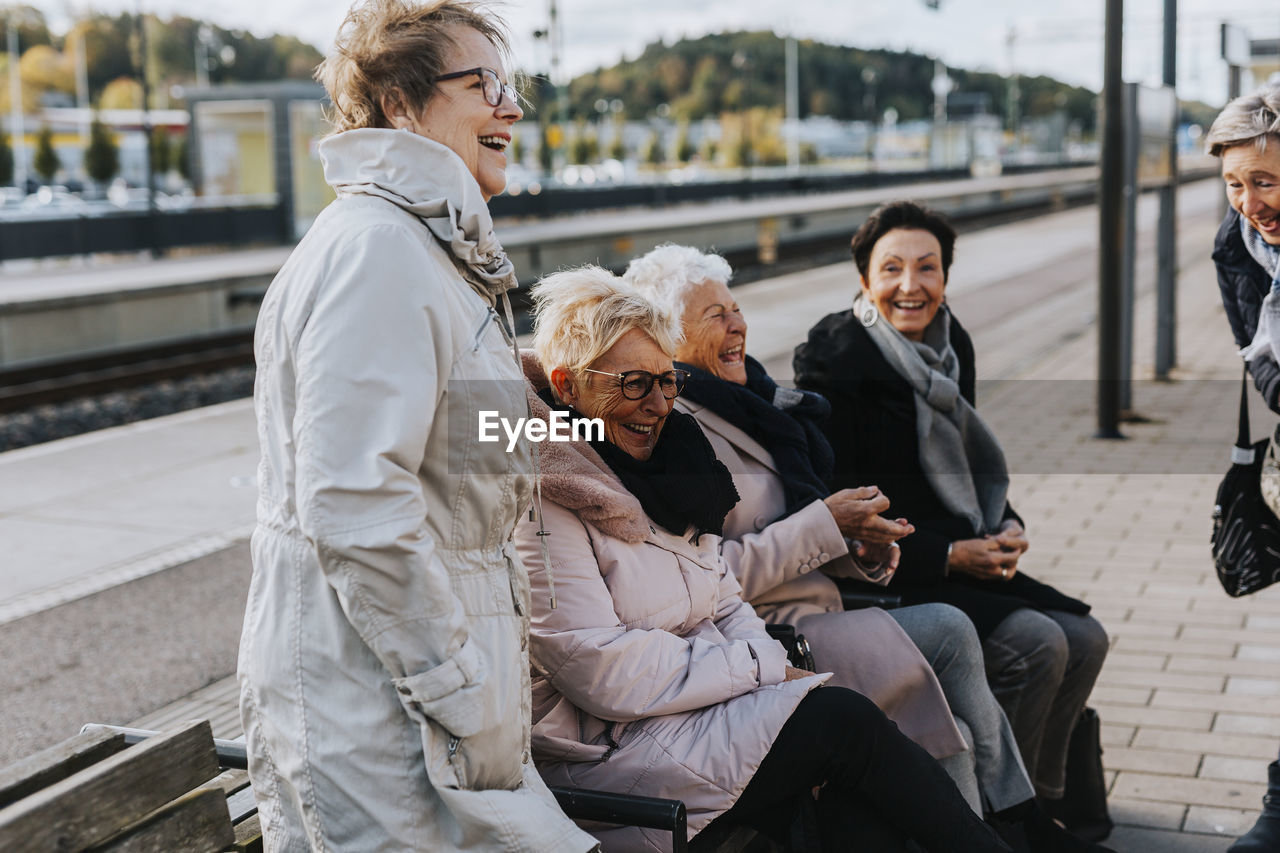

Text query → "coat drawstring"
[500,291,556,610]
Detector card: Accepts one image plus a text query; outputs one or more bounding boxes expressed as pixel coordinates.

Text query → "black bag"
[763,624,817,672]
[1046,707,1114,842]
[1211,368,1280,597]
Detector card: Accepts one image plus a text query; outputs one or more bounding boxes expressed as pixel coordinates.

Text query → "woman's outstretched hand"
[823,486,914,543]
[850,540,900,584]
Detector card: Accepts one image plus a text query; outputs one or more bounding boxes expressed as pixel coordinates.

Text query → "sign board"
[1135,84,1176,188]
[1223,23,1251,67]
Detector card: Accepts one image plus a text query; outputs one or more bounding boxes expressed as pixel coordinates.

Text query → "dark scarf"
[536,388,740,541]
[677,355,833,518]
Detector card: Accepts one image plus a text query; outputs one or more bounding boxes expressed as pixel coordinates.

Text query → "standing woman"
[238,1,596,850]
[1206,82,1280,853]
[794,201,1109,819]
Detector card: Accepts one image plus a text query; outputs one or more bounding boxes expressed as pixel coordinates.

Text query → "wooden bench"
[0,720,260,852]
[0,625,822,853]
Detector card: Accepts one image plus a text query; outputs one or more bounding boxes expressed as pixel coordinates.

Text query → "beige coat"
[240,129,595,852]
[514,374,825,852]
[680,398,966,760]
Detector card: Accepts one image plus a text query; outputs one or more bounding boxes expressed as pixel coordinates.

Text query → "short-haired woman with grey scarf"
[1206,81,1280,853]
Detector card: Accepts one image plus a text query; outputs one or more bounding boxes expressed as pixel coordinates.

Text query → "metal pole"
[137,7,158,255]
[195,27,209,89]
[1097,0,1125,439]
[1120,83,1139,413]
[1006,25,1020,139]
[1155,0,1178,378]
[74,30,89,145]
[1219,23,1243,222]
[8,12,25,191]
[785,36,799,171]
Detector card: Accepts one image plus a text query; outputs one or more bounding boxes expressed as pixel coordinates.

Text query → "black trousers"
[697,687,1009,853]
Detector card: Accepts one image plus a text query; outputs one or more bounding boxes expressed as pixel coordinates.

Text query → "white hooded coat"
[238,128,596,852]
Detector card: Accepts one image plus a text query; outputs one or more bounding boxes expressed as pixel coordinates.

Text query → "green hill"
[542,31,1097,130]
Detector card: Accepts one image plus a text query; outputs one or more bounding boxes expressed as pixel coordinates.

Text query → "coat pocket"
[393,639,523,791]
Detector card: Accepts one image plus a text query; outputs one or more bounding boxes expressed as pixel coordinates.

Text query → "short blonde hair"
[531,266,683,378]
[316,0,509,133]
[622,244,733,308]
[1206,82,1280,157]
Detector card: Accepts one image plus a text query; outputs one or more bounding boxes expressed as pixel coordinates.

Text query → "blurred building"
[185,81,334,238]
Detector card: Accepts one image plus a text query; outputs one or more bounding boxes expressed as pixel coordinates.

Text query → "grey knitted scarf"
[854,292,1009,534]
[1239,217,1280,363]
[1241,215,1280,294]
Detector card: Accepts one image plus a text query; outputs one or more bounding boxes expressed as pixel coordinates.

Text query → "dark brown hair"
[316,0,509,133]
[850,200,957,282]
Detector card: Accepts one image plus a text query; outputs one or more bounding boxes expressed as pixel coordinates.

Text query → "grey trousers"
[981,608,1110,799]
[889,603,1035,814]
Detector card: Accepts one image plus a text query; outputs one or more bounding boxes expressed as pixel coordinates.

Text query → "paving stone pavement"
[973,214,1279,852]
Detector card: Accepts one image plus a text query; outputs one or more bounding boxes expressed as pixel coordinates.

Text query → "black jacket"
[1213,208,1280,414]
[793,308,1089,638]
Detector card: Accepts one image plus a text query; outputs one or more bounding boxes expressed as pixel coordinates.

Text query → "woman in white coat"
[514,266,1011,852]
[238,1,595,850]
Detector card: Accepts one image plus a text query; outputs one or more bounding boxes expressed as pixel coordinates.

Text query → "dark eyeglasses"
[582,368,689,401]
[434,66,517,108]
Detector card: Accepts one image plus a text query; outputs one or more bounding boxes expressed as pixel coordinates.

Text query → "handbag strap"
[1233,364,1256,463]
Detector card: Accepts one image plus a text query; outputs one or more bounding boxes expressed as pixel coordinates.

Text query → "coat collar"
[677,398,781,476]
[319,128,517,298]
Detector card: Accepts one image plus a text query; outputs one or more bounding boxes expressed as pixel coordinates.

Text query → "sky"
[43,0,1280,108]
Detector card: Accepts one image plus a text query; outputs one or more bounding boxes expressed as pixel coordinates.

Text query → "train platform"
[0,167,1113,371]
[0,176,1272,852]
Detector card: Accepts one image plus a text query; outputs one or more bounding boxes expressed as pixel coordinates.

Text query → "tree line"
[0,5,322,112]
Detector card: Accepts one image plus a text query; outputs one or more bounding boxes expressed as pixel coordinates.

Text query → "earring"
[860,303,878,328]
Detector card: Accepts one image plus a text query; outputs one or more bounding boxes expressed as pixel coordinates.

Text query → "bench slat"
[0,720,222,852]
[85,788,234,853]
[226,785,258,824]
[0,729,128,810]
[205,768,251,797]
[232,813,264,853]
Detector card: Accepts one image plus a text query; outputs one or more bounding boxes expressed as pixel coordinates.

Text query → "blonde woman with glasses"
[238,1,595,849]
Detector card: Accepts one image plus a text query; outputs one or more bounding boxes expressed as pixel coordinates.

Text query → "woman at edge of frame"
[1206,81,1280,853]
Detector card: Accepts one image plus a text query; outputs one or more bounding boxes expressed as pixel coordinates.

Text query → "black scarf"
[537,388,740,541]
[677,355,833,518]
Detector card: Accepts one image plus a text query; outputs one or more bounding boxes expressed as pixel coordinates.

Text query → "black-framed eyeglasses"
[434,66,517,108]
[582,368,689,400]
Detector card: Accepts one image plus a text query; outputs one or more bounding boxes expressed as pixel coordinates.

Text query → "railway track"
[0,331,255,413]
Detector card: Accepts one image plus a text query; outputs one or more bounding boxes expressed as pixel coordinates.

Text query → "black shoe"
[1230,761,1280,853]
[1040,794,1114,843]
[1229,814,1280,852]
[1015,801,1116,853]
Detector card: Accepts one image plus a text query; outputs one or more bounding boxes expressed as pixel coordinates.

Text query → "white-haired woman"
[625,243,1112,853]
[514,266,1011,852]
[1207,82,1280,853]
[239,1,594,849]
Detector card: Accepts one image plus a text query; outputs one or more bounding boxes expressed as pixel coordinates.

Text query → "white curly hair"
[621,244,733,308]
